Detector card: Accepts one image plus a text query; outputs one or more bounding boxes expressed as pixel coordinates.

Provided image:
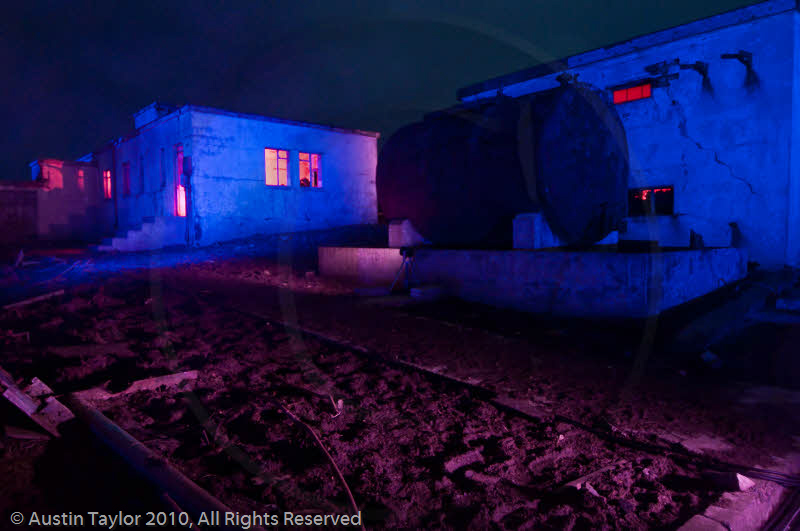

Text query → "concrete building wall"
[98,111,186,234]
[461,2,800,267]
[31,160,105,241]
[187,107,378,246]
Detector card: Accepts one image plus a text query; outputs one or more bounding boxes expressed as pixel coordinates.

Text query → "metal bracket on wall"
[679,61,713,93]
[644,59,680,77]
[721,50,759,89]
[555,72,578,86]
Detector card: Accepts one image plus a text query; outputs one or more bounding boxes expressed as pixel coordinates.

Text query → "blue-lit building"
[459,0,800,268]
[26,103,379,251]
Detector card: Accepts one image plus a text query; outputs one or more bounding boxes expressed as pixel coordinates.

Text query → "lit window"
[77,169,85,191]
[299,152,321,188]
[122,162,131,196]
[628,186,674,216]
[613,83,652,104]
[103,170,112,199]
[265,148,288,186]
[176,184,187,217]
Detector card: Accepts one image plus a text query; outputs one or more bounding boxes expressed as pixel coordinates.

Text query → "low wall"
[318,246,748,318]
[319,246,404,286]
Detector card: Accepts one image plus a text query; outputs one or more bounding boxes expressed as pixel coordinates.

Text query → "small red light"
[613,89,627,104]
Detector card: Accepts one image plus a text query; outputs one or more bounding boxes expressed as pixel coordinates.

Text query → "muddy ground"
[1,253,799,529]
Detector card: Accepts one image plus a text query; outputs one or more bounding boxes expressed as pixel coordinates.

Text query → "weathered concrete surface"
[188,106,378,247]
[319,246,404,287]
[678,453,800,531]
[459,1,800,268]
[319,246,747,317]
[30,104,379,250]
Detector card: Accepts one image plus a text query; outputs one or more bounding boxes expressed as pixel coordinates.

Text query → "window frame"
[264,148,289,186]
[102,170,112,199]
[299,151,322,188]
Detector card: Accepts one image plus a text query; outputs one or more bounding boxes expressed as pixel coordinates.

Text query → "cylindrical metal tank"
[376,82,629,248]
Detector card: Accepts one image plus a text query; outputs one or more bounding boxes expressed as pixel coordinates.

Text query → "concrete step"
[98,216,186,252]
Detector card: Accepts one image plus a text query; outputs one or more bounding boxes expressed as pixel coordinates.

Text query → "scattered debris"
[560,461,627,491]
[445,447,484,474]
[0,366,74,436]
[62,395,232,521]
[278,403,365,531]
[464,470,501,486]
[584,482,601,497]
[329,395,344,418]
[73,370,199,401]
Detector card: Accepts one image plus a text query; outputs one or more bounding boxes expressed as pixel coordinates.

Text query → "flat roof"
[457,0,795,100]
[184,105,380,138]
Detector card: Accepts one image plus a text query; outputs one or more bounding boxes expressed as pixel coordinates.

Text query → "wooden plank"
[62,395,233,525]
[2,289,65,310]
[73,371,199,402]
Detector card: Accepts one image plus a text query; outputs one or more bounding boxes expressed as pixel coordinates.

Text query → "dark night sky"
[1,0,755,180]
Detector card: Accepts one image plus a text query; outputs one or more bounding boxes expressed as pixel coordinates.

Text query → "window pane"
[103,170,112,199]
[265,148,278,185]
[299,152,309,161]
[176,184,187,217]
[299,159,310,187]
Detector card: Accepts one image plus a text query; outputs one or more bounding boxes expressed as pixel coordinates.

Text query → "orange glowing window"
[299,152,321,188]
[613,83,652,104]
[176,185,187,217]
[77,169,85,191]
[265,148,288,186]
[103,170,112,199]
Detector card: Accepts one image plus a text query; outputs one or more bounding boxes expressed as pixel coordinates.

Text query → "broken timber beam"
[0,366,73,436]
[2,289,65,310]
[72,371,199,402]
[62,394,235,528]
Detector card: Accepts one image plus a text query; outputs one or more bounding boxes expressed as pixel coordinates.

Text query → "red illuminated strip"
[176,185,187,217]
[613,83,652,104]
[633,186,672,200]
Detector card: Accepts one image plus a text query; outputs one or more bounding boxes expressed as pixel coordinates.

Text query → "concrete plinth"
[319,246,747,318]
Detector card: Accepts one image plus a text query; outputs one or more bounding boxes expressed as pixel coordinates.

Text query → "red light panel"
[613,83,652,104]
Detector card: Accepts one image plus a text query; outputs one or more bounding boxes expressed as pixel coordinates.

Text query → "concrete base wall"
[319,246,404,286]
[319,246,747,318]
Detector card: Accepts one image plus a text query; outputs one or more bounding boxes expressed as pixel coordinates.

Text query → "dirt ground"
[1,252,799,529]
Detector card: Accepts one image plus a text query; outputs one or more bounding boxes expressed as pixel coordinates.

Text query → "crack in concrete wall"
[676,110,757,195]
